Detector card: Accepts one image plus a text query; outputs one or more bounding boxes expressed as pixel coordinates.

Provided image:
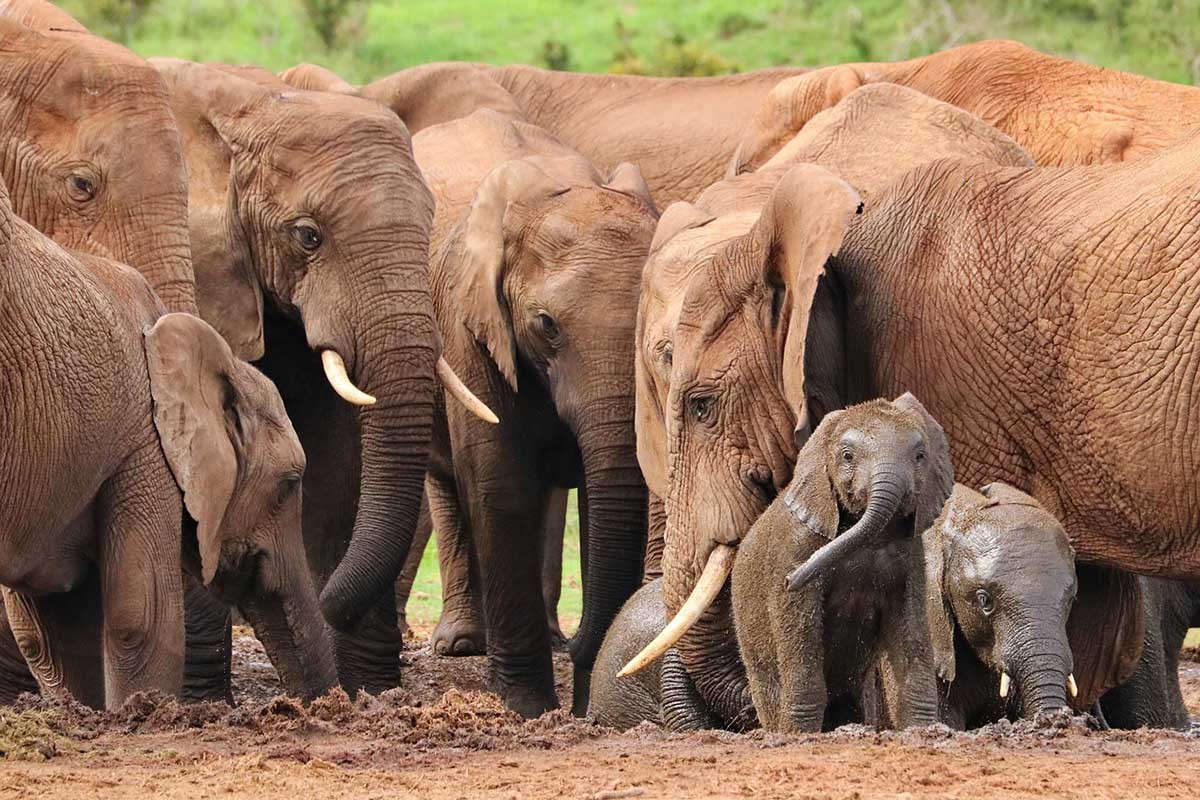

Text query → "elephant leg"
[541,487,568,650]
[644,492,666,583]
[182,575,232,703]
[394,494,432,640]
[96,444,185,707]
[472,478,557,718]
[770,585,826,733]
[570,487,591,716]
[332,591,403,696]
[2,575,104,708]
[877,599,939,729]
[429,472,486,657]
[660,648,716,731]
[0,600,38,704]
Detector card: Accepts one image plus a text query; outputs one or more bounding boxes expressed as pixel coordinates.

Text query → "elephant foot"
[333,597,403,696]
[488,652,558,719]
[431,606,486,657]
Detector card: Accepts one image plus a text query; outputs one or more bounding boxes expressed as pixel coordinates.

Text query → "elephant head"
[624,164,862,725]
[441,152,659,669]
[150,59,491,631]
[145,313,337,701]
[0,16,194,312]
[926,482,1078,717]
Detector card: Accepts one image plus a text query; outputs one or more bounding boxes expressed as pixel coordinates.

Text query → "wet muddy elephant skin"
[732,395,951,733]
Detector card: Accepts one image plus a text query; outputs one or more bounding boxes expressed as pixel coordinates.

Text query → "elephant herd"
[0,0,1198,736]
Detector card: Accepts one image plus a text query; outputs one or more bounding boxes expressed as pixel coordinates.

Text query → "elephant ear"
[924,483,982,683]
[1066,564,1145,709]
[605,162,656,209]
[729,65,868,176]
[650,202,716,256]
[751,164,862,427]
[278,62,358,94]
[145,313,249,586]
[893,393,955,533]
[979,482,1044,510]
[780,408,844,541]
[362,63,522,134]
[150,58,268,362]
[455,158,568,391]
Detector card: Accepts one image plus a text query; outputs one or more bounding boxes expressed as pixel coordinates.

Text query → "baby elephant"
[925,483,1080,728]
[732,393,954,733]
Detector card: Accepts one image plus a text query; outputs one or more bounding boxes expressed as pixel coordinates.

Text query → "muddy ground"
[1,631,1197,799]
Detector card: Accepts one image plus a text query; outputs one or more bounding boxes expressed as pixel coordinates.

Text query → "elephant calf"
[924,483,1080,728]
[731,394,953,733]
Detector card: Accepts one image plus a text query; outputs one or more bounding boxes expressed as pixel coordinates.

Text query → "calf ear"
[1067,564,1145,709]
[923,485,980,683]
[145,313,248,585]
[605,162,657,211]
[780,409,844,541]
[650,202,715,256]
[893,393,955,533]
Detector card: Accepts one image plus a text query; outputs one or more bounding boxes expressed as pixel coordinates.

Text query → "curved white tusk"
[437,356,499,424]
[617,544,736,678]
[999,671,1011,699]
[1067,673,1078,698]
[321,350,376,406]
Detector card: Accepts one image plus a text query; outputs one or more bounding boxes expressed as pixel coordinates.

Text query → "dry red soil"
[1,634,1197,800]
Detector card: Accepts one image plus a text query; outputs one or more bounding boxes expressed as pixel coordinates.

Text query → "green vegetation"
[60,0,1200,85]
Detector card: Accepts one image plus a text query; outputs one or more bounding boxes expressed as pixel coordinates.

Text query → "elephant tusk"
[1067,673,1078,698]
[321,350,376,406]
[437,356,499,424]
[999,671,1011,699]
[617,544,736,678]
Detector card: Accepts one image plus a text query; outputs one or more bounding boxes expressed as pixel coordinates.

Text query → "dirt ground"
[1,633,1197,800]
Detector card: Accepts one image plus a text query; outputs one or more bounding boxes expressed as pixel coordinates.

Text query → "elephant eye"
[537,311,560,342]
[975,588,994,616]
[688,394,715,424]
[914,447,926,464]
[276,472,302,505]
[840,448,855,465]
[293,223,322,251]
[67,173,96,202]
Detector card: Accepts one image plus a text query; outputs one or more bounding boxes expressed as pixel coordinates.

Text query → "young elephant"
[924,483,1080,728]
[731,394,953,733]
[589,579,716,731]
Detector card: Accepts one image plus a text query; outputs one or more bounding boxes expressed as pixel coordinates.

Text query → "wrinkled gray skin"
[731,394,951,733]
[1100,579,1199,730]
[926,483,1079,729]
[589,579,715,731]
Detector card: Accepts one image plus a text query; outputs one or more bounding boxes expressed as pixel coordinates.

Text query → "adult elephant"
[387,106,658,718]
[0,5,194,313]
[355,63,806,206]
[151,59,493,696]
[624,86,1166,724]
[730,39,1200,174]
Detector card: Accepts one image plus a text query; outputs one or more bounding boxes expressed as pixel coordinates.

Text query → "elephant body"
[633,83,1035,728]
[362,63,807,206]
[386,106,658,717]
[732,395,951,733]
[153,60,447,696]
[925,483,1081,729]
[731,39,1200,174]
[1101,578,1199,730]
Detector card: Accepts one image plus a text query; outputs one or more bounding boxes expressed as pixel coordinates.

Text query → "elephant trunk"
[785,462,907,590]
[1005,627,1074,718]
[675,586,759,730]
[239,580,338,701]
[318,299,438,631]
[569,414,648,673]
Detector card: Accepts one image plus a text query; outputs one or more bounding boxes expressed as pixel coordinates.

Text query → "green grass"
[405,491,583,636]
[1186,628,1200,648]
[64,1,1200,85]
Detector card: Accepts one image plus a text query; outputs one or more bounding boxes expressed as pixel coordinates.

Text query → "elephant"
[625,85,1036,728]
[149,59,494,697]
[924,483,1083,729]
[374,105,658,718]
[729,394,950,733]
[729,39,1200,175]
[355,62,810,206]
[588,579,716,732]
[0,2,194,314]
[1100,578,1199,730]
